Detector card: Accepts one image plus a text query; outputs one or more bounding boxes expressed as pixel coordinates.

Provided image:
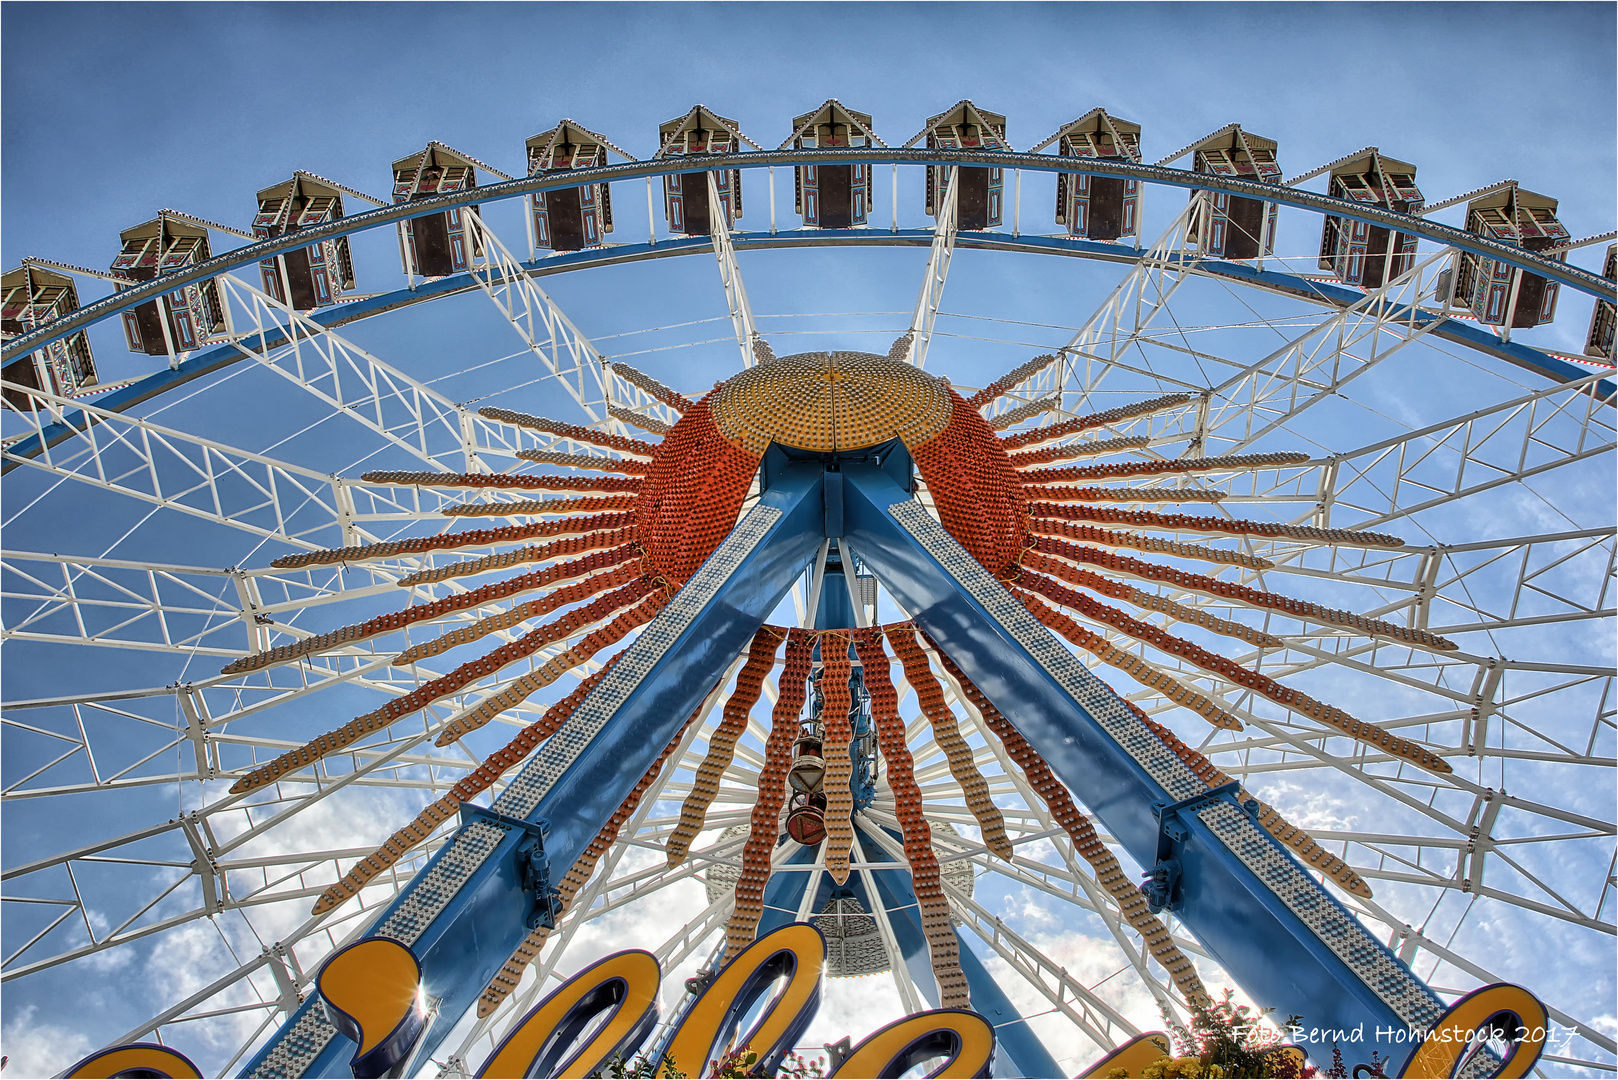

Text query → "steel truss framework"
[2,149,1613,1078]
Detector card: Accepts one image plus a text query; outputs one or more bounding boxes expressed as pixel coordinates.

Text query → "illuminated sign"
[63,924,1548,1079]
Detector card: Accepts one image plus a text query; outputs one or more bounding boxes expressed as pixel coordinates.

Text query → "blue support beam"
[839,462,1449,1072]
[749,825,1064,1080]
[856,828,1064,1080]
[239,465,828,1078]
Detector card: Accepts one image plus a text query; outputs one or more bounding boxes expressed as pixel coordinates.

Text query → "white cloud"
[1,1004,95,1079]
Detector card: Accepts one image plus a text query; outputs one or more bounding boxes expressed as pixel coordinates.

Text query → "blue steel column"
[241,466,828,1078]
[839,462,1449,1070]
[855,827,1065,1080]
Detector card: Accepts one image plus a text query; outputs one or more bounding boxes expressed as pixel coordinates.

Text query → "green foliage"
[704,1047,825,1078]
[601,1050,684,1077]
[1158,990,1317,1079]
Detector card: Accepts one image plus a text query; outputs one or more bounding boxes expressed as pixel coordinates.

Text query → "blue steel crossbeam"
[838,462,1454,1073]
[239,465,828,1079]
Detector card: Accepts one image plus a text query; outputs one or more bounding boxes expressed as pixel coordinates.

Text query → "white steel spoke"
[708,171,757,368]
[216,274,505,472]
[909,166,959,369]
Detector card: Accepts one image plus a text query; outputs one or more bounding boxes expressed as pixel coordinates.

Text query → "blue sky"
[2,3,1614,1077]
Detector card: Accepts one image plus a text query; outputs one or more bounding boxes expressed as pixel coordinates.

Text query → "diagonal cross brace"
[838,461,1452,1072]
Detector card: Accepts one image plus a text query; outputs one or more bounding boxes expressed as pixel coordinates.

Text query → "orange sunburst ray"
[726,630,813,957]
[1032,534,1457,650]
[667,627,783,868]
[1027,501,1405,548]
[1020,449,1311,486]
[1027,484,1228,504]
[1017,576,1450,773]
[221,548,640,676]
[996,391,1201,448]
[607,360,692,412]
[393,562,644,665]
[394,535,640,588]
[312,649,634,916]
[1021,551,1283,650]
[1029,518,1274,569]
[478,406,660,457]
[430,587,666,745]
[607,404,671,436]
[363,468,641,495]
[1007,435,1150,466]
[441,494,640,518]
[853,628,969,1008]
[229,578,658,794]
[884,625,1013,858]
[818,630,857,885]
[929,642,1213,1005]
[515,449,650,475]
[963,352,1061,410]
[478,703,697,1018]
[985,394,1059,431]
[269,513,636,569]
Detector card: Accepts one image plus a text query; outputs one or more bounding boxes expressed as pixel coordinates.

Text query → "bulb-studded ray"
[963,352,1061,411]
[478,700,698,1019]
[855,628,969,1009]
[1007,436,1150,466]
[608,403,672,436]
[268,513,636,569]
[429,588,667,745]
[997,392,1201,449]
[1031,519,1273,570]
[1020,450,1311,486]
[727,630,814,956]
[1029,502,1404,549]
[363,468,641,494]
[1017,582,1451,774]
[443,494,639,518]
[819,630,857,884]
[1032,535,1458,650]
[1015,588,1246,731]
[1021,551,1282,651]
[1031,485,1229,504]
[607,360,692,412]
[885,625,1012,858]
[230,580,663,794]
[221,547,640,675]
[1127,704,1370,898]
[930,643,1212,1006]
[394,561,644,664]
[986,394,1059,431]
[395,536,640,588]
[478,406,660,458]
[515,449,650,474]
[666,626,784,868]
[311,651,629,915]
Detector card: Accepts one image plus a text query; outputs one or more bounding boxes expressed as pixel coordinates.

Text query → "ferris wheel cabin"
[1175,125,1281,260]
[1038,108,1143,242]
[526,121,625,252]
[252,175,357,309]
[654,106,754,236]
[784,100,882,229]
[1,265,97,410]
[1587,244,1616,358]
[1448,185,1570,328]
[1316,149,1426,289]
[909,100,1008,231]
[109,216,228,356]
[391,143,487,278]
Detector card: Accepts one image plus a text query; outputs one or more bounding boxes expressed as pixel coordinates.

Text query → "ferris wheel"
[2,100,1614,1079]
